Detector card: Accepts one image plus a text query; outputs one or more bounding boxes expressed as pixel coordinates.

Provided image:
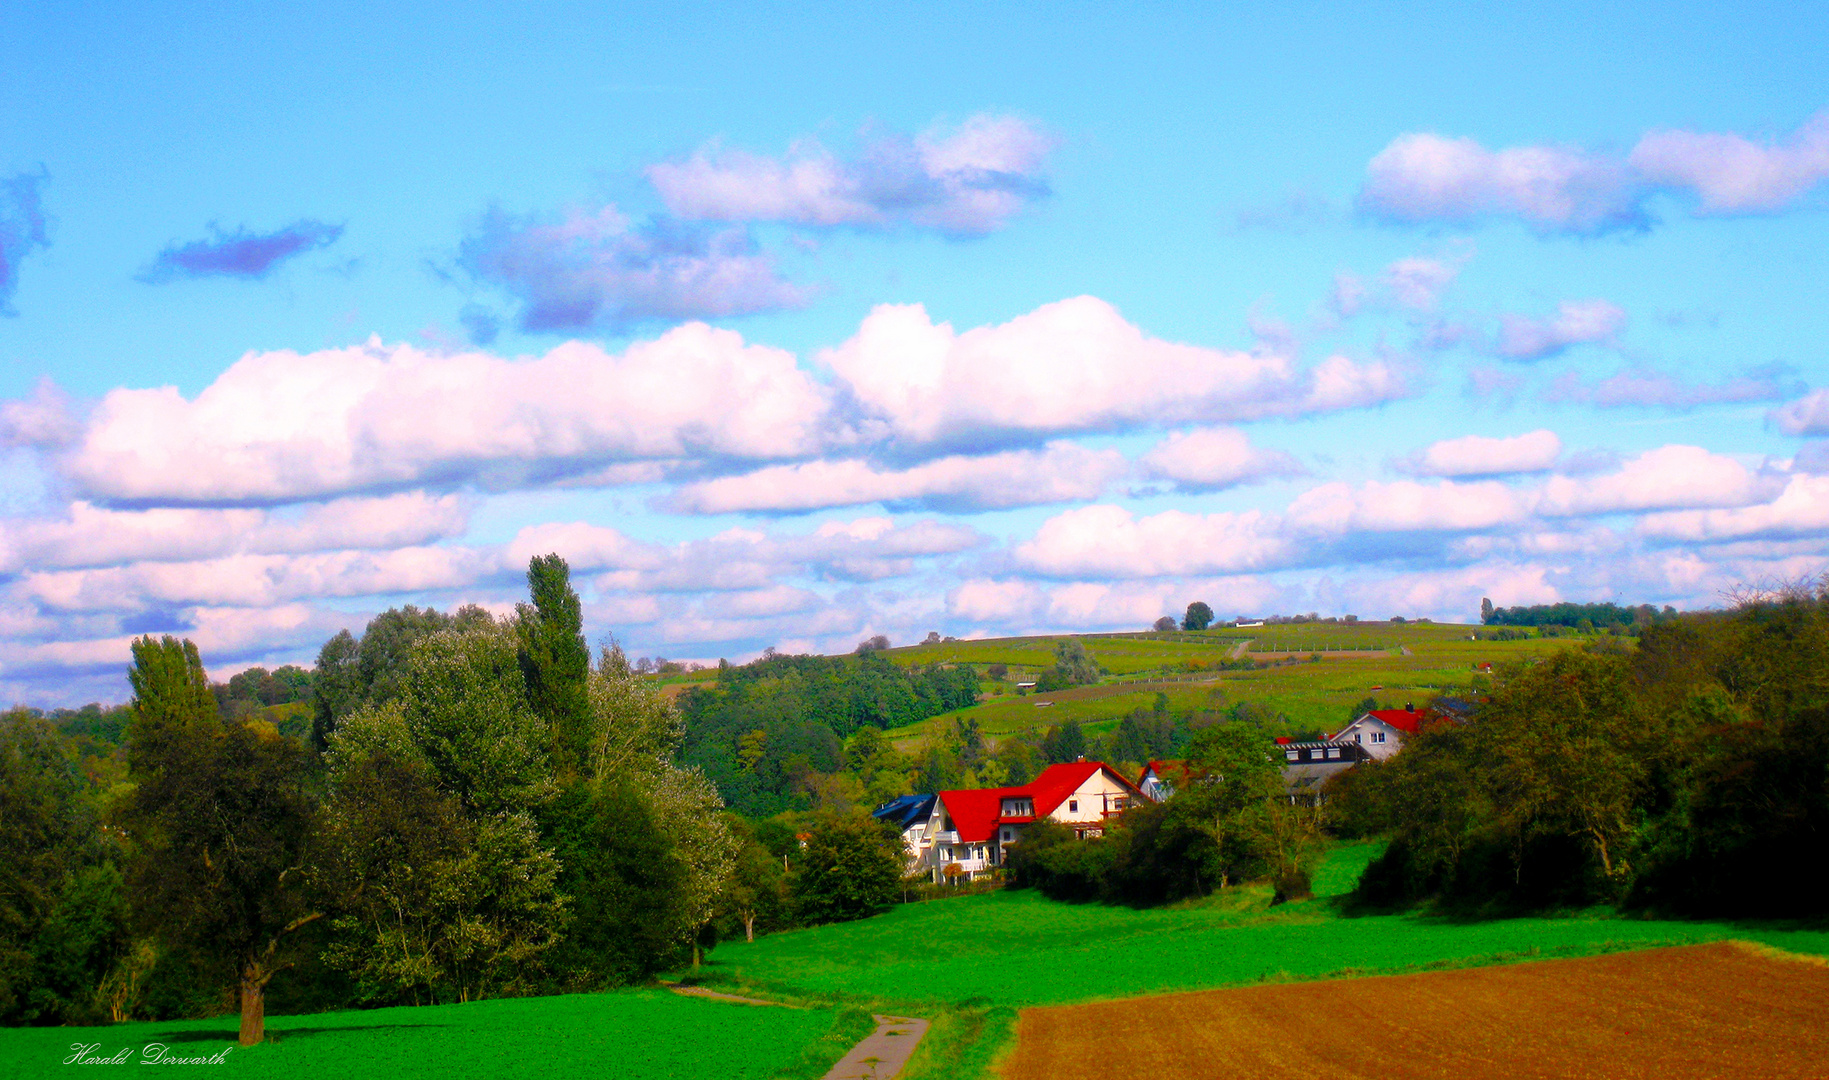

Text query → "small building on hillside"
[1328,705,1428,760]
[871,793,938,874]
[1275,738,1374,801]
[1137,759,1193,802]
[916,761,1147,881]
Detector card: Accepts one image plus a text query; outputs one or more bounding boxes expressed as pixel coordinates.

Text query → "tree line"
[1338,591,1829,916]
[0,556,907,1042]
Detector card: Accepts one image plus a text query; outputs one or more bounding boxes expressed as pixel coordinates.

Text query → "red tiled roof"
[1140,758,1194,783]
[935,785,1028,844]
[1367,707,1425,734]
[937,761,1146,843]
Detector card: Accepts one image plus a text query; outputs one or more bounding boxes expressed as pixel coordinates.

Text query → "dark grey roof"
[872,793,936,831]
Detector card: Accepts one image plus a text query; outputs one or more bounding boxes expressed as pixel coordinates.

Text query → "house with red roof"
[1327,703,1428,760]
[914,760,1145,881]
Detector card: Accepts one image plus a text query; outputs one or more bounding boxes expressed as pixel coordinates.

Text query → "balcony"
[932,830,960,844]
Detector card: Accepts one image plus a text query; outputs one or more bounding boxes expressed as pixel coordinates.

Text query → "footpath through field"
[1002,941,1829,1080]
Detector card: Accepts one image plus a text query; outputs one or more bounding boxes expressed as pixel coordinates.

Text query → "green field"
[1,987,861,1080]
[692,844,1829,1010]
[880,623,1580,747]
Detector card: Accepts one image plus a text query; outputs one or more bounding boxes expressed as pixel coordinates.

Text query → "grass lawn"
[1,987,857,1080]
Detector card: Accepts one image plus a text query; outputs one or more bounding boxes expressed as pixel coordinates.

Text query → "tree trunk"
[238,964,265,1047]
[742,913,755,943]
[691,944,701,971]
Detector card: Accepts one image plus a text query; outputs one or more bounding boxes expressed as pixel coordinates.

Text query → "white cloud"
[1362,112,1829,233]
[58,329,832,505]
[1537,445,1777,516]
[1401,430,1562,477]
[0,493,469,572]
[1547,366,1800,409]
[1495,299,1626,360]
[1637,474,1829,542]
[457,206,809,333]
[15,546,494,612]
[1382,256,1462,311]
[1285,479,1532,534]
[1013,505,1288,579]
[665,441,1128,514]
[1139,427,1304,491]
[647,114,1056,236]
[1359,132,1646,234]
[1771,389,1829,436]
[1630,111,1829,213]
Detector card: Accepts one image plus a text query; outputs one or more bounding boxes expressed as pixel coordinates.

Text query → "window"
[1068,800,1078,813]
[1354,733,1362,744]
[1001,829,1012,842]
[1285,750,1299,761]
[1372,732,1386,743]
[1326,748,1341,760]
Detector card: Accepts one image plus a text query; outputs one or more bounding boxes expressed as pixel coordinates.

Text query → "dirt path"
[660,982,788,1007]
[821,1014,929,1080]
[1000,942,1829,1080]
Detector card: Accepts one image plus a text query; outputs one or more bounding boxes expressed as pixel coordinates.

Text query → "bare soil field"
[1001,942,1829,1080]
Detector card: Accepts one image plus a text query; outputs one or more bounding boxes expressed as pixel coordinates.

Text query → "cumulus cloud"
[819,297,1409,451]
[1771,389,1829,436]
[1359,132,1647,235]
[1330,252,1467,318]
[1494,299,1626,360]
[1285,479,1533,535]
[139,220,343,282]
[1400,429,1562,477]
[1638,474,1829,542]
[647,114,1055,236]
[1537,445,1779,516]
[1361,112,1829,233]
[0,170,50,315]
[0,493,469,573]
[15,546,495,612]
[56,329,833,504]
[665,441,1128,514]
[1545,365,1801,409]
[1013,505,1287,579]
[457,205,809,333]
[1139,427,1305,491]
[0,377,79,448]
[1629,111,1829,213]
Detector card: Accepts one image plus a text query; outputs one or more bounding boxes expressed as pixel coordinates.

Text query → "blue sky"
[2,1,1828,702]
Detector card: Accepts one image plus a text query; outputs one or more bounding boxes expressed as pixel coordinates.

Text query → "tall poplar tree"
[518,554,591,777]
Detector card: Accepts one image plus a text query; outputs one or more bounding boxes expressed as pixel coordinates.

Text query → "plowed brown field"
[1002,942,1829,1080]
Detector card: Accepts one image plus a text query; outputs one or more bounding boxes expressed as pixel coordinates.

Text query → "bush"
[791,814,904,925]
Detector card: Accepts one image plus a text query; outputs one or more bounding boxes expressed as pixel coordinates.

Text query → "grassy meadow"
[691,842,1829,1010]
[3,986,865,1080]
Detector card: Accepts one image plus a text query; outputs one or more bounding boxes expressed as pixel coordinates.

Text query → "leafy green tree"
[717,816,789,943]
[310,630,361,750]
[1041,719,1086,764]
[518,554,591,778]
[121,636,320,1046]
[790,814,903,924]
[321,622,566,1003]
[0,710,130,1025]
[1182,601,1215,632]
